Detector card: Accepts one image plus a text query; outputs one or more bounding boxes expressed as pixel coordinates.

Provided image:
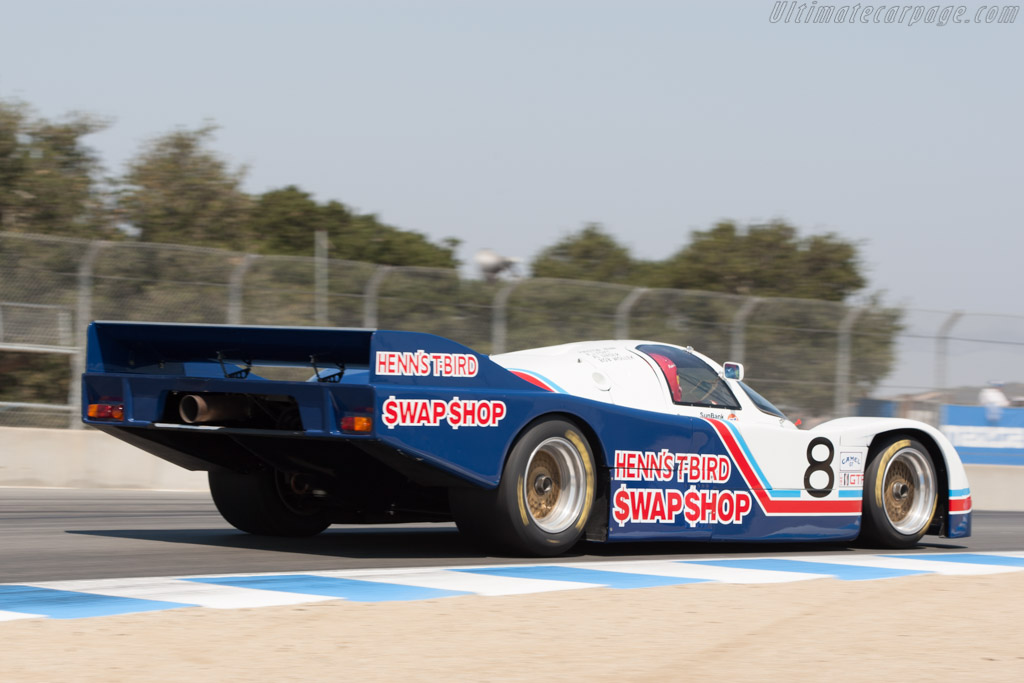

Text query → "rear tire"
[450,418,597,557]
[208,468,332,537]
[860,437,937,548]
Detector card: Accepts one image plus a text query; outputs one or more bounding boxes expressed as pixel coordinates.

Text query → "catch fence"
[2,231,1019,428]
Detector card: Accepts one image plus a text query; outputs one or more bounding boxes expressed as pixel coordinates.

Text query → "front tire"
[450,418,597,556]
[861,437,937,548]
[208,467,332,537]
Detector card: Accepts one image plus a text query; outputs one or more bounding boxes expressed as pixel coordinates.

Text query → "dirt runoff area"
[3,572,1024,682]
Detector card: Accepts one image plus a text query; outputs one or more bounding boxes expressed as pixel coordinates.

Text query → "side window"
[638,344,740,409]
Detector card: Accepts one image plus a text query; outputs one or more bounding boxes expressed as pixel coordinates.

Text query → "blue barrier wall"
[940,405,1024,466]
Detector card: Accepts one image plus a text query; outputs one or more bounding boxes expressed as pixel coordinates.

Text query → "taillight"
[340,415,372,433]
[88,402,125,421]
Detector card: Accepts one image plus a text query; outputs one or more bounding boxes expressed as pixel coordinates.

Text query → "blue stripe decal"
[720,421,774,489]
[949,488,971,497]
[685,559,926,581]
[887,553,1024,568]
[769,490,801,498]
[0,585,194,619]
[185,574,469,602]
[456,565,706,589]
[838,490,861,498]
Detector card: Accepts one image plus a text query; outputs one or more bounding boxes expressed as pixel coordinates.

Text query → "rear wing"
[84,321,513,383]
[85,321,375,377]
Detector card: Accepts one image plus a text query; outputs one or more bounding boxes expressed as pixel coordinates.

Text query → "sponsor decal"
[579,347,637,364]
[612,484,752,528]
[839,452,863,472]
[613,449,731,483]
[699,411,725,420]
[381,396,506,429]
[838,472,864,487]
[375,350,479,378]
[610,448,753,527]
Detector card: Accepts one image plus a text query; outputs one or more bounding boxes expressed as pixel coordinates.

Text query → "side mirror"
[722,362,744,381]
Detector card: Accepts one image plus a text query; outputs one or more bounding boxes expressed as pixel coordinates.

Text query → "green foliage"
[246,186,459,267]
[333,214,459,268]
[0,99,110,238]
[525,219,897,415]
[249,186,332,256]
[531,223,640,284]
[117,125,254,250]
[657,221,865,301]
[1,95,903,423]
[0,352,71,403]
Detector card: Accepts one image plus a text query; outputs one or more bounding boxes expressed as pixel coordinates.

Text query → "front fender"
[812,417,972,536]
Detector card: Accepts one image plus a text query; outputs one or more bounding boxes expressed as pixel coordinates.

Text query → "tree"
[0,99,110,237]
[526,219,898,416]
[249,186,459,267]
[117,125,253,250]
[657,221,865,301]
[531,223,643,284]
[249,185,330,256]
[334,214,459,268]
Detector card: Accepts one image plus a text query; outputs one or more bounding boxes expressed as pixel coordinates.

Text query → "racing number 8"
[803,437,835,498]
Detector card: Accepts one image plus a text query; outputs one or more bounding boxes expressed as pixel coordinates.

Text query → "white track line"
[0,610,44,622]
[23,577,336,610]
[308,568,602,596]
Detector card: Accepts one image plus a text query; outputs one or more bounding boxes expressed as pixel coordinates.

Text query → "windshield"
[638,344,740,409]
[739,381,787,419]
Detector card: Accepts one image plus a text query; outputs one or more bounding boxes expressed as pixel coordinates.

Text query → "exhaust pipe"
[179,394,250,424]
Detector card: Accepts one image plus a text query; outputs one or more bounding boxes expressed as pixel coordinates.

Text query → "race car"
[81,322,972,556]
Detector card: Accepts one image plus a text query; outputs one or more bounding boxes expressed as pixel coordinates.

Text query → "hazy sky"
[2,1,1022,388]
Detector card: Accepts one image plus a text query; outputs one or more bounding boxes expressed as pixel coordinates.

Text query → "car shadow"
[66,526,968,565]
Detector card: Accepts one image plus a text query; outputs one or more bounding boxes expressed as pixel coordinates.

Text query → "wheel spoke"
[881,447,935,536]
[522,437,585,534]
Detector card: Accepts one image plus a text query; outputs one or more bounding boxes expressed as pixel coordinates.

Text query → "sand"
[3,572,1024,681]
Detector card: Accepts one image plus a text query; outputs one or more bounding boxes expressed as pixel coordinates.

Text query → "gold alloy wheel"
[522,436,586,534]
[881,446,936,536]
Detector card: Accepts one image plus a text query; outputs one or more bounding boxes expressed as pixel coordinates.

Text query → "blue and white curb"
[2,551,1023,621]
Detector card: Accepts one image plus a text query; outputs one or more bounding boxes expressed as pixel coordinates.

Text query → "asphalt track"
[1,488,1022,584]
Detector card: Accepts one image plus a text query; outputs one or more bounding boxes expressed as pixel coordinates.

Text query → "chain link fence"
[2,231,1020,429]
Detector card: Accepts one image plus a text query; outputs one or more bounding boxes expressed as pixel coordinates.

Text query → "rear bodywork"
[82,322,971,542]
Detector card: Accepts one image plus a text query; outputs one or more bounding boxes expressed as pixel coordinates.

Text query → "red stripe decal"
[510,370,554,392]
[949,496,972,513]
[707,419,861,516]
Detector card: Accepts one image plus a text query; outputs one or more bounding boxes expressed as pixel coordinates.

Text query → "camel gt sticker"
[381,396,506,429]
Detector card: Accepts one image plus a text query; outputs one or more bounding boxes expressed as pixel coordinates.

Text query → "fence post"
[314,230,328,326]
[935,311,964,397]
[615,288,648,339]
[730,297,760,364]
[834,306,865,418]
[363,265,392,329]
[68,240,107,429]
[227,254,258,325]
[492,281,521,355]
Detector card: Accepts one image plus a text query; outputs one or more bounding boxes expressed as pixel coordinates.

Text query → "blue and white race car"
[82,322,971,556]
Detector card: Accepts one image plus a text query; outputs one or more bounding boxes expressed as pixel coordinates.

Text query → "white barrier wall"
[0,427,1020,510]
[0,427,207,491]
